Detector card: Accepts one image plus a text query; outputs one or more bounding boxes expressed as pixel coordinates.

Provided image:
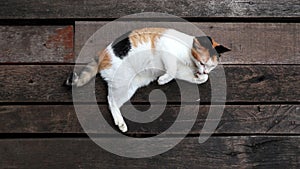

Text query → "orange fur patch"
[129,28,166,48]
[191,48,209,63]
[191,48,201,61]
[98,49,112,70]
[211,38,220,48]
[192,38,211,63]
[212,55,218,63]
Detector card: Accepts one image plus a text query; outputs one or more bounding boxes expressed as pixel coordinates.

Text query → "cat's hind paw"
[118,122,128,133]
[113,114,128,133]
[64,72,79,86]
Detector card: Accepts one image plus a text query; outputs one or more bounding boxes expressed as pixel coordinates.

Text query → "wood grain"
[0,0,299,19]
[1,23,299,64]
[1,1,299,168]
[0,26,74,63]
[0,65,299,103]
[0,105,298,134]
[0,136,299,169]
[75,22,300,64]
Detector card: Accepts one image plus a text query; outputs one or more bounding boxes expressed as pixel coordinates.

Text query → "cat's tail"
[64,49,112,87]
[65,59,99,87]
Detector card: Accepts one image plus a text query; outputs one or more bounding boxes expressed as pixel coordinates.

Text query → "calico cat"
[65,28,230,132]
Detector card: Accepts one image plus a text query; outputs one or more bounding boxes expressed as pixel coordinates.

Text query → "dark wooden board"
[1,23,299,64]
[1,1,299,168]
[0,65,299,103]
[0,105,298,134]
[75,22,300,64]
[0,136,299,169]
[0,26,74,63]
[0,0,299,19]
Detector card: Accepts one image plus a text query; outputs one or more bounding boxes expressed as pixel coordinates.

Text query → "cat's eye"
[200,62,205,66]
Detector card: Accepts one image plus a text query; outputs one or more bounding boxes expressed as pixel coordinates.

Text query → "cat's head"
[191,36,230,74]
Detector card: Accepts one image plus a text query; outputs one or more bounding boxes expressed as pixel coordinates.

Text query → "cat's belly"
[100,52,165,88]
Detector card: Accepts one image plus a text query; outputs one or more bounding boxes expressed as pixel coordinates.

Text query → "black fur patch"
[215,45,231,54]
[196,36,213,49]
[111,31,132,59]
[196,36,219,57]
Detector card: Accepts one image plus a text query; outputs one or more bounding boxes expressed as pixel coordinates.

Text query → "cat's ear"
[210,37,231,54]
[193,38,203,49]
[193,36,211,50]
[192,37,211,61]
[215,45,231,54]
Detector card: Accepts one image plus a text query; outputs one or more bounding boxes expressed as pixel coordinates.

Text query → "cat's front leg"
[176,71,208,84]
[157,55,177,85]
[157,73,174,85]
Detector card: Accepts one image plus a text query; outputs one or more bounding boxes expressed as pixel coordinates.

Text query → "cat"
[65,27,230,132]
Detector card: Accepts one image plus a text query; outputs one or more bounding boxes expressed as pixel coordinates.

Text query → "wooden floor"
[0,1,299,168]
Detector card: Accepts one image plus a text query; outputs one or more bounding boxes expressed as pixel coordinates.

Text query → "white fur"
[100,29,209,132]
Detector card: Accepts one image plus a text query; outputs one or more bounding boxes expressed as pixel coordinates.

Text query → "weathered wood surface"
[0,105,298,134]
[0,65,299,103]
[0,136,299,169]
[1,23,299,64]
[0,0,299,19]
[75,22,300,64]
[0,26,74,63]
[0,0,299,168]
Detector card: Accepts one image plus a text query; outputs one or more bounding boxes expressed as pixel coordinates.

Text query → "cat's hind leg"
[107,84,139,132]
[108,95,128,132]
[65,59,99,87]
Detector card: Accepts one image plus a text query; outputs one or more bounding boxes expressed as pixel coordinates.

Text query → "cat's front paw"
[64,72,79,86]
[193,74,208,84]
[158,74,173,85]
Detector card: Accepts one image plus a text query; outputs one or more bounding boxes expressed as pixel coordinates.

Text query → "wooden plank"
[0,65,299,103]
[0,105,82,133]
[75,22,300,64]
[0,105,298,134]
[1,23,298,64]
[0,26,74,63]
[0,0,299,19]
[0,136,299,168]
